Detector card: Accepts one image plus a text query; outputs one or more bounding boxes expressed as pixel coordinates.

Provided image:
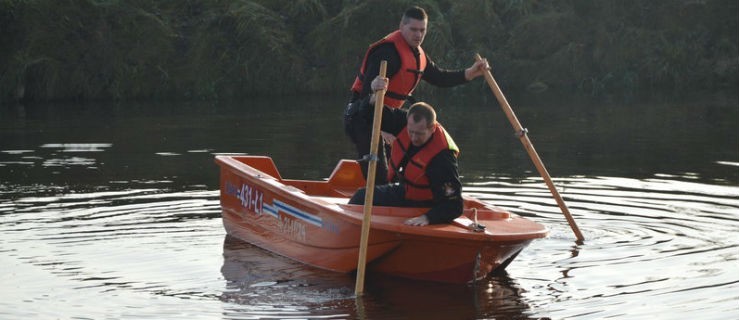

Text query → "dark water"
[1,92,737,319]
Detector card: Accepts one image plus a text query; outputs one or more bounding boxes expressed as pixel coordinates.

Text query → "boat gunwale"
[215,155,548,242]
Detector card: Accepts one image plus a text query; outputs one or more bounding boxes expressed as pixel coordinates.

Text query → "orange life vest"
[350,30,427,109]
[387,123,459,201]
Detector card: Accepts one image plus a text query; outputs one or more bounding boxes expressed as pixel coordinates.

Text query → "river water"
[1,91,737,319]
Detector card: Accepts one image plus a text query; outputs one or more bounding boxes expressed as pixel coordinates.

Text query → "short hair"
[401,6,427,24]
[407,102,436,127]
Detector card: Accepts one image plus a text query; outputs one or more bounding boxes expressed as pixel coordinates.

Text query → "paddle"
[474,54,585,242]
[355,60,388,295]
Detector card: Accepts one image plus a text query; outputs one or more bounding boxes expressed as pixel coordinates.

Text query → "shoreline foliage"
[1,0,736,103]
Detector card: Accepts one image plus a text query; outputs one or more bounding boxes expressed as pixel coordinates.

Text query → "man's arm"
[380,107,408,136]
[422,54,490,87]
[423,149,464,224]
[421,54,468,88]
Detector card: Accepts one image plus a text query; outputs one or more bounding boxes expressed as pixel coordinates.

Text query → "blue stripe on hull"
[274,200,322,227]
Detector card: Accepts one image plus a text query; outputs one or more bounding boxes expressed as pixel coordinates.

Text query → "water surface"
[1,92,737,319]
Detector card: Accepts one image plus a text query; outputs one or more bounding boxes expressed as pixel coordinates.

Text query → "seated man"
[349,102,463,226]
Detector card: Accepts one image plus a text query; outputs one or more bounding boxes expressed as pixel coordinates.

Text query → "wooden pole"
[474,54,585,242]
[355,60,388,294]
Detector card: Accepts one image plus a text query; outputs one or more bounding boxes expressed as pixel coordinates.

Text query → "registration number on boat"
[225,181,263,214]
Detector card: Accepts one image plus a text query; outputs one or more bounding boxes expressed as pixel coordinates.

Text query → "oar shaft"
[475,54,584,242]
[355,60,388,294]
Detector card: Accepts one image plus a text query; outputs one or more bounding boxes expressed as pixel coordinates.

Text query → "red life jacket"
[387,123,459,201]
[350,30,427,109]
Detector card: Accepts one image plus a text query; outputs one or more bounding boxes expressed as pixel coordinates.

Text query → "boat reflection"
[220,235,357,319]
[220,235,538,319]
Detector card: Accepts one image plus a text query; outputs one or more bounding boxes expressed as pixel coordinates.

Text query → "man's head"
[399,6,428,48]
[406,102,437,147]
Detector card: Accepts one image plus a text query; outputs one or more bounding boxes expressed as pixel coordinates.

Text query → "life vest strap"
[386,91,410,101]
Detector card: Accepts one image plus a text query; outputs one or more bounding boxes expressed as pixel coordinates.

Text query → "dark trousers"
[344,102,389,185]
[349,183,433,207]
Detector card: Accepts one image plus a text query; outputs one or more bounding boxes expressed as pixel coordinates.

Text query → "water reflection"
[40,143,112,152]
[220,236,356,319]
[220,236,539,320]
[1,94,737,319]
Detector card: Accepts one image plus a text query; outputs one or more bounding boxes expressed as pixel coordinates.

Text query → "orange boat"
[215,155,548,283]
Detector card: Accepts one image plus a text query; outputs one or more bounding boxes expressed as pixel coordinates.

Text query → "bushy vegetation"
[1,0,736,103]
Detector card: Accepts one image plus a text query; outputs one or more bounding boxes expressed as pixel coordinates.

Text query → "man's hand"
[371,76,388,92]
[404,215,429,226]
[369,76,389,104]
[381,131,396,145]
[464,58,490,81]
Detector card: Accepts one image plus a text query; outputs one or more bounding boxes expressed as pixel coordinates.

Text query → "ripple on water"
[468,176,739,319]
[0,187,228,318]
[1,175,738,319]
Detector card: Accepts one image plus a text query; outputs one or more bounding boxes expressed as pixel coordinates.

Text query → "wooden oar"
[355,60,388,295]
[474,53,585,242]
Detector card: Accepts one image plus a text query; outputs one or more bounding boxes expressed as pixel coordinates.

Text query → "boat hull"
[216,155,547,283]
[221,207,401,272]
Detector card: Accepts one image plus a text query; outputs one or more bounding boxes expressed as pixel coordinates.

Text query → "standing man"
[349,102,463,226]
[344,6,489,185]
